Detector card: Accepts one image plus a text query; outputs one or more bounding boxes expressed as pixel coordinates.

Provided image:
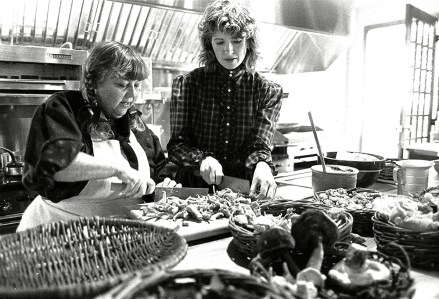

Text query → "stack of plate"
[377,159,400,183]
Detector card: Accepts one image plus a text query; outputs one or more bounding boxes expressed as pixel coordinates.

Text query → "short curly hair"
[198,0,259,72]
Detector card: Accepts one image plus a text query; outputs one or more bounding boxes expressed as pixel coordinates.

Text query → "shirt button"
[224,156,227,160]
[226,122,230,126]
[227,106,230,109]
[229,74,233,77]
[227,89,231,92]
[225,140,228,144]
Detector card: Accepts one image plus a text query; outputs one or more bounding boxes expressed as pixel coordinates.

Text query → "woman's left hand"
[156,177,182,188]
[249,161,277,200]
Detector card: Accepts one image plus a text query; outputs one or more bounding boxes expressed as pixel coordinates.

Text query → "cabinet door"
[362,4,437,158]
[399,4,438,157]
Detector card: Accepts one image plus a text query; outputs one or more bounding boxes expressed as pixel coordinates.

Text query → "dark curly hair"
[198,0,259,72]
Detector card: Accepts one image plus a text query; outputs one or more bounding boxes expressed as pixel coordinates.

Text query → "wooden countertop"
[172,170,439,299]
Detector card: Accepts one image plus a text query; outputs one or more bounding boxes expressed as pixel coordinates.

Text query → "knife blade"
[217,175,250,195]
[153,187,209,201]
[110,183,209,201]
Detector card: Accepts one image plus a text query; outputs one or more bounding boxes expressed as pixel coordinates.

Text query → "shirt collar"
[208,60,246,80]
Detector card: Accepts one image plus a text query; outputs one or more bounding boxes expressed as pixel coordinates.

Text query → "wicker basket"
[229,199,353,274]
[98,268,288,299]
[372,212,439,269]
[327,243,415,299]
[418,185,439,198]
[0,217,188,299]
[314,188,382,237]
[250,242,414,299]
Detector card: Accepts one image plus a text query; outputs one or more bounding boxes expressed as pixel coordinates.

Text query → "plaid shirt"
[167,62,283,175]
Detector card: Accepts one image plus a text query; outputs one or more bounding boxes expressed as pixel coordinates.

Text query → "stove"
[0,44,88,234]
[0,171,36,234]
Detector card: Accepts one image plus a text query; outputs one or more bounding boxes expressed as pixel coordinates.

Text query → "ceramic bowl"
[322,152,386,188]
[311,164,359,193]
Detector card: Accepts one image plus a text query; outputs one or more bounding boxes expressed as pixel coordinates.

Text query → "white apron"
[17,132,149,231]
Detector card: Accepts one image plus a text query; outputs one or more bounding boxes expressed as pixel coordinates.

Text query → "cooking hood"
[0,0,351,73]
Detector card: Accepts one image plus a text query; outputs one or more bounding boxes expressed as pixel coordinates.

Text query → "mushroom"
[254,227,300,278]
[328,243,391,290]
[296,267,326,289]
[290,209,339,271]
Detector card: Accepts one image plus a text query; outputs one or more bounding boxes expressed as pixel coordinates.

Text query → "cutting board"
[125,204,230,242]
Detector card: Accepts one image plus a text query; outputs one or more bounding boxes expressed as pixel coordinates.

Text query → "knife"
[110,183,208,202]
[217,175,250,195]
[152,186,208,201]
[193,170,251,195]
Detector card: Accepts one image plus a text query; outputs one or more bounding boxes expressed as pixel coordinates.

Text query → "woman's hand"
[157,177,182,188]
[250,161,277,200]
[115,166,156,198]
[199,156,224,185]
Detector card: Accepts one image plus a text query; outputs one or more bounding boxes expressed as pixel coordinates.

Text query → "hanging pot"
[0,146,24,178]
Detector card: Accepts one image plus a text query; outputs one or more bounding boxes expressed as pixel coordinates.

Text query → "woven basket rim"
[0,216,188,298]
[418,185,439,197]
[372,212,439,234]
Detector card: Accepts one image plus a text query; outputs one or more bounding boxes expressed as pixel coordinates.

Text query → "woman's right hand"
[199,156,224,185]
[115,166,155,198]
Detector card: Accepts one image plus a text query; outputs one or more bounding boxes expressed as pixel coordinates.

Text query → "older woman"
[167,0,283,199]
[18,41,178,231]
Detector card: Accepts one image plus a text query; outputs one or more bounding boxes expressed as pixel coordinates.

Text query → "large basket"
[250,242,414,299]
[229,199,353,274]
[372,212,439,269]
[314,188,382,237]
[98,268,288,299]
[327,243,415,299]
[0,217,188,298]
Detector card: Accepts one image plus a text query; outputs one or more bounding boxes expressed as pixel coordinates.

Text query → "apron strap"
[119,137,139,170]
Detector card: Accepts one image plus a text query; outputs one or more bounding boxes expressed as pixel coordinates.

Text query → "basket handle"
[384,242,411,271]
[249,254,299,299]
